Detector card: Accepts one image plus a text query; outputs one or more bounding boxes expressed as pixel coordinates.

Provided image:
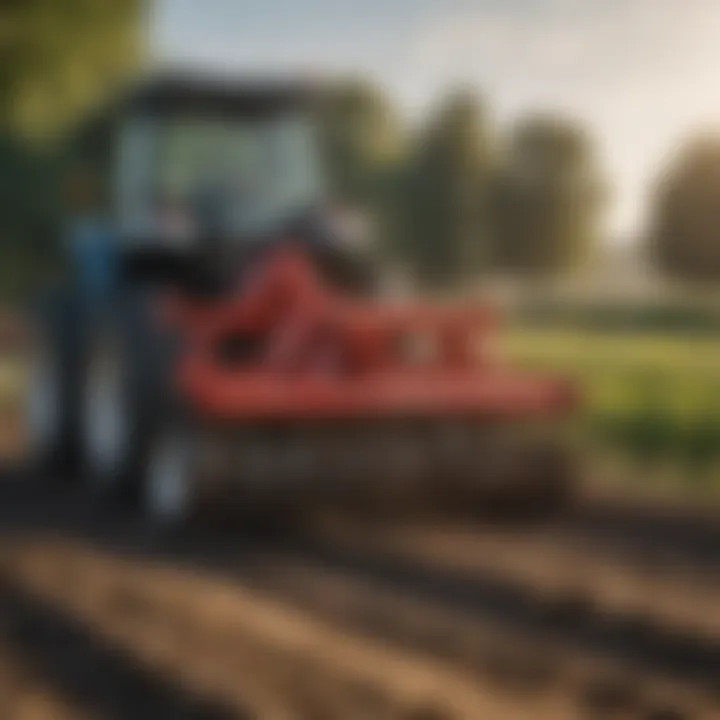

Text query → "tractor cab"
[69,72,368,294]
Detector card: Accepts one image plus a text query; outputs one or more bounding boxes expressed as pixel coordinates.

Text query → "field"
[0,479,720,719]
[506,326,720,494]
[0,317,720,717]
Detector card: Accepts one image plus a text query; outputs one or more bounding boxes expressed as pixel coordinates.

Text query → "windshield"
[117,113,324,240]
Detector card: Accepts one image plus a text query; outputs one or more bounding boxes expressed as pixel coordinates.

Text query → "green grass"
[505,327,720,489]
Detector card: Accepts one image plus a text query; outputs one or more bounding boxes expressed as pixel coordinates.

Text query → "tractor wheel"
[25,290,85,481]
[81,289,179,508]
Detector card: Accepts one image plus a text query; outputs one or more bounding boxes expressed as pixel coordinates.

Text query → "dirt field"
[0,477,719,719]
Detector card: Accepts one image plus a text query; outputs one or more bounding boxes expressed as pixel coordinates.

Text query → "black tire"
[81,286,181,507]
[25,288,88,481]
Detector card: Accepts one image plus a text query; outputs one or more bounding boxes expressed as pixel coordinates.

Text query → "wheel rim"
[146,433,191,523]
[26,348,59,458]
[84,343,127,486]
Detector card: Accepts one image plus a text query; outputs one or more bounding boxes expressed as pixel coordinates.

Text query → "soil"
[0,477,718,719]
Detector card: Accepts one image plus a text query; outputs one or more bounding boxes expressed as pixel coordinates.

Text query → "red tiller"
[161,246,578,422]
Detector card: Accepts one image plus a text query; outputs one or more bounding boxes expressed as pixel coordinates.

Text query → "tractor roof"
[119,69,324,116]
[69,69,326,146]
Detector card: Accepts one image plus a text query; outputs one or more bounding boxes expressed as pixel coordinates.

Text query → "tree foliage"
[0,0,144,139]
[493,115,605,276]
[0,0,144,301]
[0,3,614,300]
[649,136,720,282]
[318,79,405,256]
[319,80,403,205]
[401,90,493,289]
[321,87,604,289]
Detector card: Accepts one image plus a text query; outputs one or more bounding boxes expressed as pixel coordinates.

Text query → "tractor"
[25,71,579,525]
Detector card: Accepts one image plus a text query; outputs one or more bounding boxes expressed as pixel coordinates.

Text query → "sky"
[151,0,720,241]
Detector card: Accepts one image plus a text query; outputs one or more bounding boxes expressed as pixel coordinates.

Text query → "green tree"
[0,0,144,139]
[0,0,145,301]
[401,90,493,289]
[319,79,404,257]
[649,136,720,282]
[493,115,604,276]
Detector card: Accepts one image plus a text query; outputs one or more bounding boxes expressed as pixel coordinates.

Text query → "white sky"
[151,0,720,242]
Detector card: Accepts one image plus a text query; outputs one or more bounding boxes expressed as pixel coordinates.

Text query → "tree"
[0,0,144,139]
[401,90,493,289]
[493,115,604,276]
[649,136,720,282]
[318,79,405,259]
[0,0,145,301]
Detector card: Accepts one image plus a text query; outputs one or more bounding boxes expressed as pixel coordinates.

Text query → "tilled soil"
[0,479,719,719]
[0,620,90,720]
